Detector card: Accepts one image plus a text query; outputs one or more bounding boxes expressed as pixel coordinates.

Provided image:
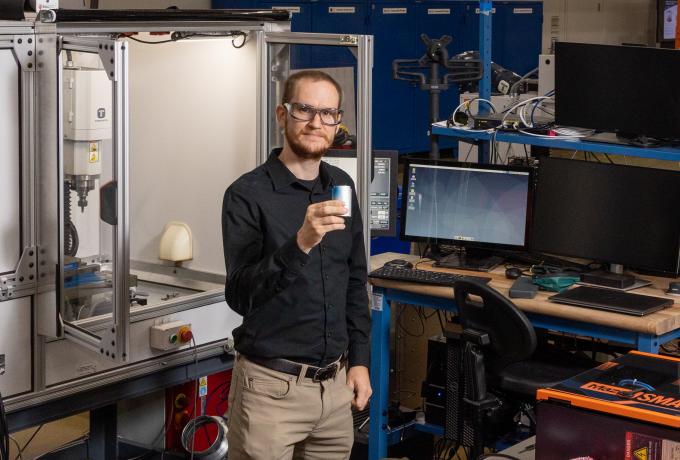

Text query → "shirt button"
[327,303,333,309]
[324,274,329,280]
[327,332,332,337]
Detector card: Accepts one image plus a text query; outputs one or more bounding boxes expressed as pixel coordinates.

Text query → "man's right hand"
[296,200,347,254]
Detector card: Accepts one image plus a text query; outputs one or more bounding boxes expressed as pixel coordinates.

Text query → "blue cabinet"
[261,3,313,69]
[212,0,259,8]
[370,3,417,150]
[310,3,368,67]
[411,1,469,152]
[492,2,542,74]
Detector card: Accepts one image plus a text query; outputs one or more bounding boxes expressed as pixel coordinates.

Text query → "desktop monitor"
[531,157,680,276]
[323,150,398,237]
[658,0,678,43]
[555,42,680,141]
[400,159,534,255]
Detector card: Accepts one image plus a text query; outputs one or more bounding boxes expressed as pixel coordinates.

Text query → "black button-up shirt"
[222,149,370,368]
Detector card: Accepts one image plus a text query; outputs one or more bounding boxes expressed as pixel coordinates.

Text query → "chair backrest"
[453,280,537,370]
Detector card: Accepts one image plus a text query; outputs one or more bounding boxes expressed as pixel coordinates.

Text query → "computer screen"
[659,0,678,42]
[531,157,680,276]
[400,159,533,250]
[323,150,398,237]
[555,42,680,140]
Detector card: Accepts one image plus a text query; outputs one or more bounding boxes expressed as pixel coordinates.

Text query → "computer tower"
[422,335,447,426]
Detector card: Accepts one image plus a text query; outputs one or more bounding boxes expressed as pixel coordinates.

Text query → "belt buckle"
[313,363,338,382]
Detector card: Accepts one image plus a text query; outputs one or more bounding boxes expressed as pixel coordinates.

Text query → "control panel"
[150,321,193,351]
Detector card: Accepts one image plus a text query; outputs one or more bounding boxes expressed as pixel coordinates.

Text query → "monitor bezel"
[399,158,535,252]
[530,157,680,277]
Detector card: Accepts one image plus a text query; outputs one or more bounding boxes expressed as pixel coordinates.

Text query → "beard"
[284,121,333,160]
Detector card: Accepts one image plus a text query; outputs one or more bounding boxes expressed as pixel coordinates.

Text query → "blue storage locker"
[310,2,369,67]
[370,3,417,151]
[462,1,504,64]
[463,1,541,75]
[492,2,543,75]
[212,0,259,8]
[411,1,468,153]
[260,3,313,31]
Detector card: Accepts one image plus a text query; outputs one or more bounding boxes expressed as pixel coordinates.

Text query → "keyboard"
[369,265,491,287]
[549,286,673,316]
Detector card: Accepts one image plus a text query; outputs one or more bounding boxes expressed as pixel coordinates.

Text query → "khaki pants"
[226,355,355,460]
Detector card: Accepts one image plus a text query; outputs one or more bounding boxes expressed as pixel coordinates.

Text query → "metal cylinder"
[331,185,352,217]
[181,415,229,460]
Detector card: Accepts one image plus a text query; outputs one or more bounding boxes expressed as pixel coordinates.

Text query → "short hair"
[281,70,343,108]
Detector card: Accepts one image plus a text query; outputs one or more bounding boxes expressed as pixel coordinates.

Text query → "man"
[222,70,372,460]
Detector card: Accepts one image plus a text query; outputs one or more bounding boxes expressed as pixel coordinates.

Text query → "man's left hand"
[346,365,372,411]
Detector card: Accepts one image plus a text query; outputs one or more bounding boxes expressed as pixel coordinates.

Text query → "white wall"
[128,35,258,275]
[542,0,657,53]
[0,50,21,273]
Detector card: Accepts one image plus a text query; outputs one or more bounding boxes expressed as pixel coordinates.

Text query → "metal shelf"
[431,122,680,161]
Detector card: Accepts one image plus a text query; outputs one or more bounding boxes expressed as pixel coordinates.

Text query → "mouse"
[384,259,413,270]
[668,281,680,295]
[505,267,524,280]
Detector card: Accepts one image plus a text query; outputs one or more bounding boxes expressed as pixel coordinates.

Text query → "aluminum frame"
[262,31,373,257]
[58,36,129,363]
[1,18,374,415]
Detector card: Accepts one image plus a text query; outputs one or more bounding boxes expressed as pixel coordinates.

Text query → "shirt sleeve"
[222,184,310,317]
[345,186,371,368]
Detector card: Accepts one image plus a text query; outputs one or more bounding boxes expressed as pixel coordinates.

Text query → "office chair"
[447,280,592,457]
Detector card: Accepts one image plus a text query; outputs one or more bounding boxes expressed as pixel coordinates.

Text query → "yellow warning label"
[89,143,99,163]
[199,376,208,387]
[633,446,648,460]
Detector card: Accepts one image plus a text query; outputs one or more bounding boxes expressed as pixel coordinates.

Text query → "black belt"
[246,355,344,382]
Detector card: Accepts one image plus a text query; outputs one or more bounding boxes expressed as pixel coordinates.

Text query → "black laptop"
[549,286,674,316]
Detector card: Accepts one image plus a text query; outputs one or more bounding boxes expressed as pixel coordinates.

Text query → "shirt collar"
[265,148,334,192]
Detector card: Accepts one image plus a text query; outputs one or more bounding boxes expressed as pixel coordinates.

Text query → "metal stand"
[90,404,118,460]
[393,34,482,159]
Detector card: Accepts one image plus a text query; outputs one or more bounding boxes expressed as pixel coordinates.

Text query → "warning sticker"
[370,292,383,311]
[199,376,208,397]
[625,432,680,460]
[634,447,648,460]
[89,142,99,163]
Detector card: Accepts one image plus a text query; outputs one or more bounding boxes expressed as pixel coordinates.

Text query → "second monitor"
[401,159,534,270]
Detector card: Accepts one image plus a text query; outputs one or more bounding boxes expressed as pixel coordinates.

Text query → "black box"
[580,270,636,289]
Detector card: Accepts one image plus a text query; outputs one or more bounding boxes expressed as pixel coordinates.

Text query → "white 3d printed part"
[159,221,193,262]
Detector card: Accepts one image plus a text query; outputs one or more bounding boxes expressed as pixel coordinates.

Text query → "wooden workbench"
[370,252,680,337]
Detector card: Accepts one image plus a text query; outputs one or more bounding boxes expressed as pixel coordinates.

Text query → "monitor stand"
[429,246,503,272]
